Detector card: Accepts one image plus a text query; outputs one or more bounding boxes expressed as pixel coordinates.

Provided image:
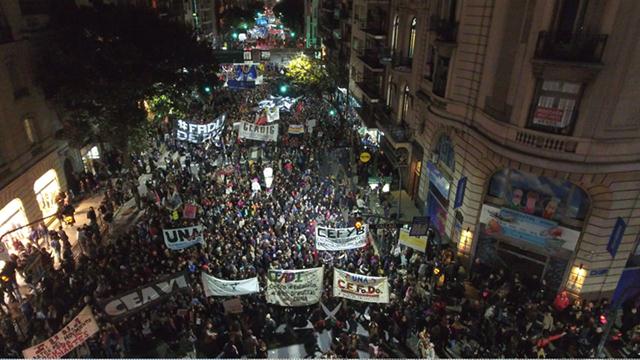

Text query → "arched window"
[386,75,393,107]
[435,134,455,171]
[23,117,36,143]
[401,85,410,121]
[391,15,399,54]
[408,17,417,59]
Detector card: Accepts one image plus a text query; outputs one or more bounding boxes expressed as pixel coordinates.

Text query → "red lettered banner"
[22,306,99,359]
[332,268,389,303]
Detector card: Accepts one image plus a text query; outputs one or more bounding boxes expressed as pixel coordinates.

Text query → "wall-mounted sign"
[454,176,467,209]
[607,217,627,258]
[427,161,450,198]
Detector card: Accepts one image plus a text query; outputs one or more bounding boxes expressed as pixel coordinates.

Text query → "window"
[529,80,581,135]
[424,45,435,80]
[401,85,410,121]
[5,60,29,99]
[391,15,399,54]
[408,17,417,59]
[554,0,587,41]
[432,56,450,97]
[0,4,11,43]
[385,75,393,107]
[435,134,455,171]
[24,117,37,143]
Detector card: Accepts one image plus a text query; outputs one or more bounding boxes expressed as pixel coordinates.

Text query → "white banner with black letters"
[201,272,260,297]
[175,114,225,143]
[333,268,389,303]
[238,121,279,142]
[315,226,368,251]
[266,267,323,306]
[163,225,204,250]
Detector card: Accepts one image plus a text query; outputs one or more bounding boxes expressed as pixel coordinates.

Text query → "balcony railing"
[361,23,387,38]
[392,55,412,70]
[429,15,458,43]
[358,49,385,70]
[534,31,608,63]
[355,81,381,100]
[377,111,411,143]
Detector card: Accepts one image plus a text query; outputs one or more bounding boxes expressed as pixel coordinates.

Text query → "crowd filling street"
[1,76,640,359]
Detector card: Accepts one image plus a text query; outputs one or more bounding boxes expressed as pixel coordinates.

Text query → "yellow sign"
[359,152,371,163]
[398,228,428,252]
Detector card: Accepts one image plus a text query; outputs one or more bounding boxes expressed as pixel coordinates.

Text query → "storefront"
[33,169,61,220]
[0,198,30,258]
[81,145,101,174]
[475,168,590,291]
[424,160,451,242]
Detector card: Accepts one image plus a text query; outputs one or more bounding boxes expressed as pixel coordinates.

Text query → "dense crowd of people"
[1,81,639,359]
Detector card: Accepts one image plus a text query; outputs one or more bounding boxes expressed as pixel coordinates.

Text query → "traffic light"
[329,109,336,116]
[232,32,238,39]
[242,23,248,30]
[204,86,211,94]
[291,32,296,38]
[279,84,288,94]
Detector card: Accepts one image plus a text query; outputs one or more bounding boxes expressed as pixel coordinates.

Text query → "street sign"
[360,152,371,163]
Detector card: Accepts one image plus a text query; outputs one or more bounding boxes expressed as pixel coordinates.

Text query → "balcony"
[376,109,412,144]
[355,81,381,103]
[357,49,385,71]
[392,55,412,72]
[429,15,458,43]
[360,24,387,39]
[534,31,607,64]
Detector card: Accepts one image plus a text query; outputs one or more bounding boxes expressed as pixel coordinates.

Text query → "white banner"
[315,226,368,251]
[288,124,305,135]
[266,106,280,122]
[163,225,204,250]
[175,114,225,143]
[332,268,389,303]
[22,306,99,359]
[238,121,279,142]
[201,272,259,297]
[266,267,323,306]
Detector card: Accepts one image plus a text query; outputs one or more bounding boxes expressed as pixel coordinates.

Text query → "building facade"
[350,0,640,301]
[318,0,352,87]
[0,0,85,261]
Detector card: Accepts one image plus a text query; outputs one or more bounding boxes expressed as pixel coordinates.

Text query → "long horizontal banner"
[333,268,389,303]
[315,226,368,251]
[266,267,323,306]
[175,114,225,143]
[22,306,99,359]
[163,225,204,250]
[201,272,260,297]
[238,121,279,142]
[101,272,190,320]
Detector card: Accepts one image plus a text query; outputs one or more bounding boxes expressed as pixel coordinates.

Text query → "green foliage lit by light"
[284,54,328,88]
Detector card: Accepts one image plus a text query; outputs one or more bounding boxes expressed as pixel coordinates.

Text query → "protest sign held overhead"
[174,114,225,143]
[238,121,279,142]
[333,268,389,303]
[315,226,368,251]
[163,225,204,250]
[101,272,190,320]
[201,272,260,297]
[22,306,99,359]
[266,267,323,306]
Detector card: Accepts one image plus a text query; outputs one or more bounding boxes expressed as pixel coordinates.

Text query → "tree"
[219,1,264,35]
[40,2,218,159]
[284,53,329,94]
[273,0,305,35]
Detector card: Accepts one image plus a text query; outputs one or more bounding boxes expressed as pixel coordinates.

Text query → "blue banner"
[607,217,626,258]
[227,80,256,89]
[426,161,450,198]
[454,176,467,209]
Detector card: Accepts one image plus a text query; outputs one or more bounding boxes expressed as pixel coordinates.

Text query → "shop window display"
[34,169,61,219]
[0,198,30,256]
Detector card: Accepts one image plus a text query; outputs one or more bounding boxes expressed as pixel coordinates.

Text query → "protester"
[0,80,638,360]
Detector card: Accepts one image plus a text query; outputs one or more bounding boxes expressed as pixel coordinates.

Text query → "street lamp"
[279,84,288,94]
[232,32,238,39]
